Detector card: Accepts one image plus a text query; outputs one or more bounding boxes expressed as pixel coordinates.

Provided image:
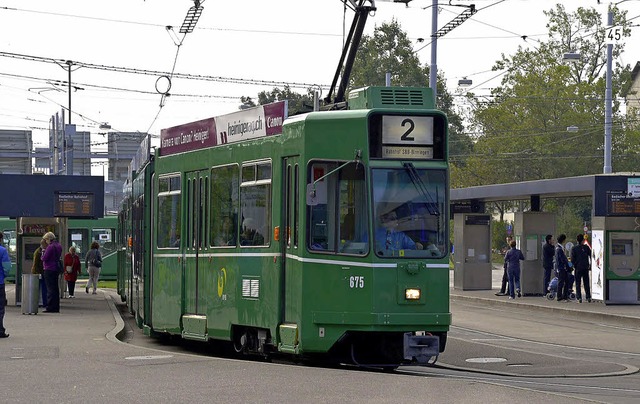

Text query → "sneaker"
[69,295,75,299]
[516,289,521,298]
[92,291,97,295]
[0,333,9,338]
[495,292,506,296]
[587,298,592,303]
[85,286,89,294]
[577,298,582,303]
[508,296,514,300]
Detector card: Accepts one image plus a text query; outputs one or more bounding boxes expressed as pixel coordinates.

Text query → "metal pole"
[604,9,613,174]
[429,0,438,106]
[66,61,72,125]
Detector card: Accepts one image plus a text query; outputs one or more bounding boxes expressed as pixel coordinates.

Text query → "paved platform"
[450,267,640,329]
[0,269,637,400]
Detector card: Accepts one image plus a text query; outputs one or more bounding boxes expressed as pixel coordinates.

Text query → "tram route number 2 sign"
[54,192,95,217]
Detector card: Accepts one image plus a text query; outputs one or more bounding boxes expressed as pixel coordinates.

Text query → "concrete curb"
[451,293,640,329]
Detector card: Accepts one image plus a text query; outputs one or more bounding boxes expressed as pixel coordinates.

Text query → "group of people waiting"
[496,233,592,303]
[30,232,103,313]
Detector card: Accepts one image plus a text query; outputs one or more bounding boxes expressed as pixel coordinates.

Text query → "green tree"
[253,86,315,116]
[455,4,634,188]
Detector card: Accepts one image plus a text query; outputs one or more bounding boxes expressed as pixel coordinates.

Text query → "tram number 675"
[349,276,365,289]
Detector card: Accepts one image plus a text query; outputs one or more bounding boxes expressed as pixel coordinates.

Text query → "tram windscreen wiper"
[403,162,440,216]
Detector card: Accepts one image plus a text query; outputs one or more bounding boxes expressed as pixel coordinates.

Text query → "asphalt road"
[3,276,638,403]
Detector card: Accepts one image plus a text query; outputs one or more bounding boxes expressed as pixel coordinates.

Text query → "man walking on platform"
[542,234,555,295]
[571,234,592,303]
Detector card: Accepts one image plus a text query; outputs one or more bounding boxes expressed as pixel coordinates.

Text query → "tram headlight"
[405,288,421,300]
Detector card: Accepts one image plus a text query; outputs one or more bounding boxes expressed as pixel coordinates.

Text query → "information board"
[464,215,490,226]
[54,192,94,217]
[606,190,640,216]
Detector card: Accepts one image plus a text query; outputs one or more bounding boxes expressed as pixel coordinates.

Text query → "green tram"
[119,86,451,367]
[0,216,118,281]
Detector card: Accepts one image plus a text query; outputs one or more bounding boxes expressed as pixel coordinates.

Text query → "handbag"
[66,266,73,274]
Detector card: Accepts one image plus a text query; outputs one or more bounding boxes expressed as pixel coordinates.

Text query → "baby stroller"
[546,272,576,301]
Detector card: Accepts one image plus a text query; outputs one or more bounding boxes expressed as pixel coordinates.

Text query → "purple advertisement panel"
[160,117,217,156]
[263,101,287,136]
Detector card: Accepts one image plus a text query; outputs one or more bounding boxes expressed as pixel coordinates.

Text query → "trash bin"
[21,274,40,315]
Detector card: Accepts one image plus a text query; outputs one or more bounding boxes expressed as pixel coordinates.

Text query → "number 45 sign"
[606,26,623,44]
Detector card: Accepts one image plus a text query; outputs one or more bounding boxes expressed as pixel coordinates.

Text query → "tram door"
[281,156,300,323]
[185,170,209,315]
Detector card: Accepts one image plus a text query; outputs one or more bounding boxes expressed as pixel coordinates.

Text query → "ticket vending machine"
[591,213,640,304]
[606,231,640,304]
[515,212,555,296]
[14,217,67,305]
[454,213,492,290]
[16,236,44,306]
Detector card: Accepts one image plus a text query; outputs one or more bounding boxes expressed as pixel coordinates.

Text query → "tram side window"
[210,164,239,247]
[307,161,368,255]
[240,161,271,247]
[157,175,182,248]
[92,228,116,255]
[68,228,89,256]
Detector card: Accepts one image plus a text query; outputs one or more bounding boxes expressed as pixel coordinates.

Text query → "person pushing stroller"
[546,271,576,301]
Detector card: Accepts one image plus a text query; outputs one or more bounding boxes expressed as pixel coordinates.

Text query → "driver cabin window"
[307,161,367,255]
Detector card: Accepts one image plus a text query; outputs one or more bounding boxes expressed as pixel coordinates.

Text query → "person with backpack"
[570,234,592,303]
[555,234,571,302]
[84,241,102,295]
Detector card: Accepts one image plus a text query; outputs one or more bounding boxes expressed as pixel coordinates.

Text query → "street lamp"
[458,78,473,87]
[428,2,476,106]
[561,13,613,174]
[562,52,581,63]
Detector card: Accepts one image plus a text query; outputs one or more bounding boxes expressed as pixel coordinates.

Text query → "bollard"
[21,274,40,315]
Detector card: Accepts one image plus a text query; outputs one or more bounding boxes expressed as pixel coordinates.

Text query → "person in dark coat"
[504,239,525,300]
[555,234,571,302]
[0,232,11,338]
[31,239,48,307]
[570,234,592,303]
[542,234,555,294]
[496,236,512,296]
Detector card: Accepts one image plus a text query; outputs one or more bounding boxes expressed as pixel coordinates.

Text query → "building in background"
[0,128,148,214]
[0,130,33,175]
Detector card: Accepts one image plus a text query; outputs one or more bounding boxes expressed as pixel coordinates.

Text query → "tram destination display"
[54,192,95,217]
[381,115,434,159]
[606,190,640,216]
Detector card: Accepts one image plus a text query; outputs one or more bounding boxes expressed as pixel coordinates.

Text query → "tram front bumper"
[403,333,440,364]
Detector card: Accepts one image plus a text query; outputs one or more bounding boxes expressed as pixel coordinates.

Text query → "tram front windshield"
[372,167,446,258]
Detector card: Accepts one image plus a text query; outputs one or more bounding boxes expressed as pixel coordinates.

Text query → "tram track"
[390,321,640,403]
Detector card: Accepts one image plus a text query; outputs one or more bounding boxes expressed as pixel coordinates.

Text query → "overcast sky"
[1,0,639,149]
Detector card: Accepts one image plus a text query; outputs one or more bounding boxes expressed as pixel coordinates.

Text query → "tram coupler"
[403,332,439,365]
